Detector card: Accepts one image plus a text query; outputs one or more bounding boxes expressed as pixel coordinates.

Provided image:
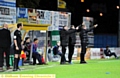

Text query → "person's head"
[34,38,39,44]
[3,23,8,29]
[37,11,40,16]
[25,37,30,43]
[82,25,87,29]
[106,46,109,50]
[57,41,61,46]
[71,25,75,29]
[63,26,68,30]
[17,23,23,30]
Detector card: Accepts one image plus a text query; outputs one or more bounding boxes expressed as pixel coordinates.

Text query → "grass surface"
[0,59,120,78]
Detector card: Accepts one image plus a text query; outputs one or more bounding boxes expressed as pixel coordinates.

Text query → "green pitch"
[1,59,120,78]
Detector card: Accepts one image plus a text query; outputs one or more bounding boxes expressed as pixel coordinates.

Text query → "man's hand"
[72,25,75,29]
[22,45,25,49]
[76,26,79,30]
[16,46,19,50]
[94,24,98,28]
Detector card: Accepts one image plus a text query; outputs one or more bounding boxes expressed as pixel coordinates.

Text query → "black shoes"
[13,67,21,71]
[80,61,87,64]
[13,68,17,71]
[60,62,66,65]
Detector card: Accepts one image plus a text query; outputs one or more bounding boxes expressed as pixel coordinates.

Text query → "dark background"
[17,0,119,34]
[63,0,119,34]
[39,0,119,34]
[16,0,119,47]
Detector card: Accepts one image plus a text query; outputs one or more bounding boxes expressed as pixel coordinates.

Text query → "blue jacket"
[32,43,38,54]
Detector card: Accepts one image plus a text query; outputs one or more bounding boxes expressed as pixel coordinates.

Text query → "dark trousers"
[0,48,4,67]
[32,52,42,65]
[0,47,10,67]
[68,44,75,63]
[58,52,63,57]
[107,53,117,58]
[61,45,66,63]
[54,52,63,58]
[26,51,30,61]
[80,43,87,62]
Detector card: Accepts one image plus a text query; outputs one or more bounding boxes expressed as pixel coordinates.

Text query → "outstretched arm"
[86,24,98,32]
[66,26,79,34]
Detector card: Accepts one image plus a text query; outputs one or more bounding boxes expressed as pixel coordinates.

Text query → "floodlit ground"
[1,59,120,78]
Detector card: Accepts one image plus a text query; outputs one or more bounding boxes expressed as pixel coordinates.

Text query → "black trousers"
[0,47,10,67]
[26,51,30,60]
[107,53,117,58]
[80,43,87,62]
[68,44,75,63]
[61,45,67,63]
[32,52,42,65]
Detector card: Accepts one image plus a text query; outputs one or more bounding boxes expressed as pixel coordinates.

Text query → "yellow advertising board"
[58,0,66,9]
[0,74,55,78]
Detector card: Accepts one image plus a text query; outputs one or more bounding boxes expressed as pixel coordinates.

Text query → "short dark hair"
[106,45,109,48]
[34,38,38,42]
[23,37,30,45]
[17,23,22,28]
[25,37,30,41]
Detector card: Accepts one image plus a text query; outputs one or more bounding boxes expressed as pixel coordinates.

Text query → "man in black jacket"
[0,23,11,71]
[68,25,76,64]
[79,22,98,64]
[104,46,118,59]
[60,26,78,64]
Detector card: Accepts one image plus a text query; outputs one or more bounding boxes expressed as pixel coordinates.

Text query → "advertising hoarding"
[17,8,28,23]
[0,0,16,26]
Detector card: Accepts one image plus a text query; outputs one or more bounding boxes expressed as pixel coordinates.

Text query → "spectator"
[32,38,46,65]
[0,23,12,72]
[47,46,52,62]
[23,37,31,61]
[104,46,119,59]
[53,41,63,58]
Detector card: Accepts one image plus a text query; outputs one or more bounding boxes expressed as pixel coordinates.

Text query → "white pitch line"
[3,63,75,73]
[10,64,58,73]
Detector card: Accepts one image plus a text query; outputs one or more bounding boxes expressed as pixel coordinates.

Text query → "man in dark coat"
[0,23,11,71]
[104,46,119,59]
[60,26,78,64]
[68,25,76,64]
[79,22,98,64]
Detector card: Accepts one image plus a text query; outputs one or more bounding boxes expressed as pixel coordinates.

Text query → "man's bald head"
[3,23,8,29]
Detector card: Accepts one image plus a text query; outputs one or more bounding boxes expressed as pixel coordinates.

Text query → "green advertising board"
[51,31,60,46]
